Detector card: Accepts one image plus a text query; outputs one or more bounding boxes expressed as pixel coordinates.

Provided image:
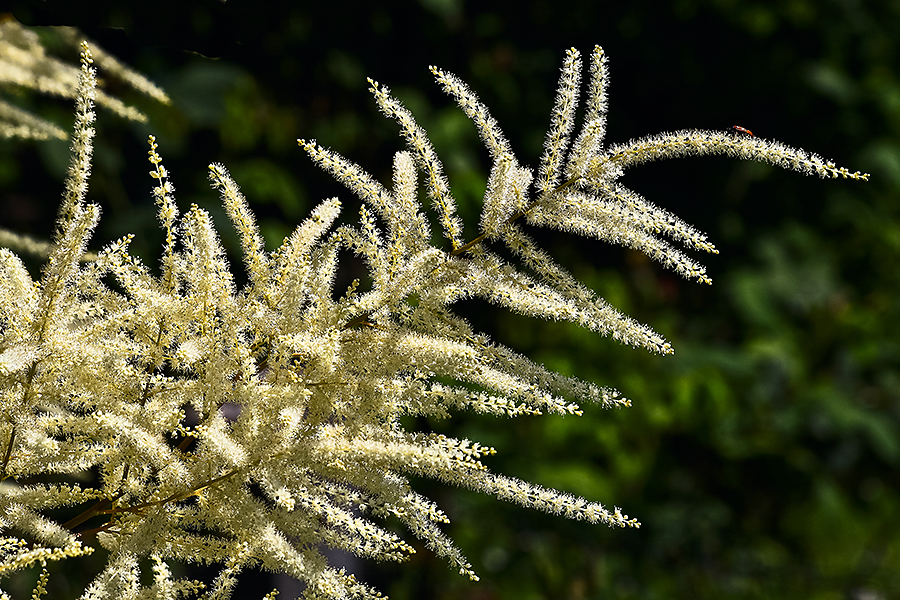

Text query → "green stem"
[64,492,122,532]
[0,427,15,480]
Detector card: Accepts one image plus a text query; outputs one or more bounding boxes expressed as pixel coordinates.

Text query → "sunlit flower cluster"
[0,38,866,600]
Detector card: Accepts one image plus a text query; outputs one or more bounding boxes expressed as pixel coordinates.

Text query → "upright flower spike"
[55,42,97,237]
[537,47,582,196]
[148,135,180,291]
[38,43,102,339]
[366,78,465,250]
[567,45,610,177]
[430,65,513,162]
[208,163,272,300]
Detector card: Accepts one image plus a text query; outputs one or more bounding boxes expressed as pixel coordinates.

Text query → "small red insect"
[730,125,754,136]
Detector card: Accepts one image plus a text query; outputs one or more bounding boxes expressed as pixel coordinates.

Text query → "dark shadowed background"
[3,1,898,598]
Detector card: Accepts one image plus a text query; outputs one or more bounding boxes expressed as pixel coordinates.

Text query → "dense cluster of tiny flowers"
[0,39,866,600]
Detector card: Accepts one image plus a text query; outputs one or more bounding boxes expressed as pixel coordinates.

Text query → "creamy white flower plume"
[0,40,867,600]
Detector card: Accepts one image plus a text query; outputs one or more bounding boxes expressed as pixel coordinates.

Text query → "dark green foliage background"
[3,1,898,598]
